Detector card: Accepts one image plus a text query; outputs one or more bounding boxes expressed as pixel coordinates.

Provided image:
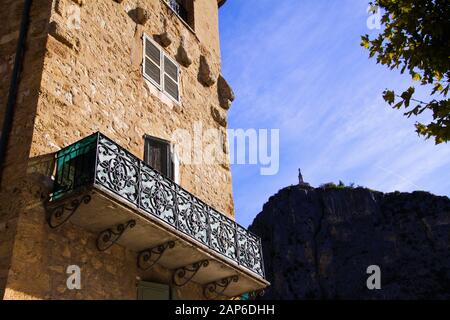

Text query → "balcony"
[45,132,268,298]
[165,0,190,26]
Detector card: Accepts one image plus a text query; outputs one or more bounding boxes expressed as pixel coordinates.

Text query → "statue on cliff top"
[298,169,311,188]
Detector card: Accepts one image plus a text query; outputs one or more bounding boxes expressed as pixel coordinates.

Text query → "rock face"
[249,185,450,299]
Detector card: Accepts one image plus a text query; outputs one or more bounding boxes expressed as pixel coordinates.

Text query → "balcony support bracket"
[46,194,92,229]
[46,132,266,279]
[249,289,266,300]
[172,259,210,287]
[96,220,136,251]
[137,240,176,270]
[203,275,239,300]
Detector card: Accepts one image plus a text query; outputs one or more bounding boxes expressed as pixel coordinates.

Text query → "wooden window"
[143,37,162,88]
[163,0,195,29]
[143,35,181,104]
[137,281,180,300]
[163,55,180,102]
[144,135,174,180]
[137,281,179,300]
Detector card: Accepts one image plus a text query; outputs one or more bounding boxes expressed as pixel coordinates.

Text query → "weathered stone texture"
[250,186,450,300]
[1,0,233,300]
[0,0,53,299]
[31,0,232,217]
[217,74,234,110]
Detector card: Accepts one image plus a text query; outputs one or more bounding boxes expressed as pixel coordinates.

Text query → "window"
[144,135,179,182]
[137,281,179,300]
[163,0,194,29]
[164,55,180,102]
[143,35,181,103]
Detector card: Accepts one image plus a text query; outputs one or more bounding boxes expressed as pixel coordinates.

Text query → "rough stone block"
[135,7,149,25]
[48,21,80,51]
[211,105,227,127]
[217,74,235,110]
[176,36,192,67]
[198,55,217,87]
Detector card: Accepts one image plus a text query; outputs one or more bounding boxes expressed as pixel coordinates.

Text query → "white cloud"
[220,0,450,226]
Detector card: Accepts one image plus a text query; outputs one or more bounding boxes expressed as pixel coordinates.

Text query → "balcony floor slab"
[47,186,268,298]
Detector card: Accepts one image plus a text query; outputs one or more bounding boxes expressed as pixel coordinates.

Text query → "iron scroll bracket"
[172,259,210,287]
[203,275,239,299]
[96,220,136,251]
[46,194,92,228]
[138,240,176,270]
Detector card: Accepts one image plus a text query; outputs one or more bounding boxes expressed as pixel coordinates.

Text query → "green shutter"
[137,281,170,300]
[53,134,97,200]
[171,286,180,300]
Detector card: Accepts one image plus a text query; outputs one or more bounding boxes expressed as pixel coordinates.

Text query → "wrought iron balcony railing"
[51,133,265,279]
[165,0,189,26]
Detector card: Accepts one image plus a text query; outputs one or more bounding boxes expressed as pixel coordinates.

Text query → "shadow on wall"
[0,0,53,298]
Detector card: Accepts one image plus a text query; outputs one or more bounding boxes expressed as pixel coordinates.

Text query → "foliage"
[320,182,338,189]
[320,181,356,189]
[361,0,450,144]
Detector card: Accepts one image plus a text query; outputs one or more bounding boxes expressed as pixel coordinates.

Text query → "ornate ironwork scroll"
[167,0,189,23]
[203,275,239,300]
[49,133,266,279]
[96,220,136,251]
[137,241,176,270]
[248,289,265,300]
[177,188,210,245]
[209,208,237,260]
[172,260,210,287]
[237,225,265,277]
[231,289,265,301]
[96,135,140,206]
[46,194,92,228]
[140,166,177,227]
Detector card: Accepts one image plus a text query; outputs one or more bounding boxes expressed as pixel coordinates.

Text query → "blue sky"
[218,0,450,227]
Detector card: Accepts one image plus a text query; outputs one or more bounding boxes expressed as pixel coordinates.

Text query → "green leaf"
[360,35,370,49]
[394,101,403,109]
[383,90,396,104]
[412,73,421,81]
[361,0,450,143]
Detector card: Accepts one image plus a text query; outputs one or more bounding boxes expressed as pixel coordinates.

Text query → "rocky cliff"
[249,185,450,299]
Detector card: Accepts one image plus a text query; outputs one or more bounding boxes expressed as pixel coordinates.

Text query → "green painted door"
[137,281,170,300]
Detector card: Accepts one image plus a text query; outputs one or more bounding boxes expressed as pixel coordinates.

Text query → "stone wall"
[1,0,233,299]
[31,0,234,217]
[0,0,53,298]
[4,193,203,300]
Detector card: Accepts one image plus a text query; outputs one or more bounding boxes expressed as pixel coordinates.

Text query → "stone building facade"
[0,0,268,300]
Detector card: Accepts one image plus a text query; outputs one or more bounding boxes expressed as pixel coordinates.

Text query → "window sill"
[143,76,182,108]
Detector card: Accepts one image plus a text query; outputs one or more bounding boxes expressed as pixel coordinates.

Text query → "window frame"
[161,0,195,32]
[144,134,174,181]
[143,35,163,90]
[142,34,182,105]
[163,53,181,103]
[137,281,179,300]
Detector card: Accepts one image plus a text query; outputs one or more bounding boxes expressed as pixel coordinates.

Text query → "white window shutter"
[142,34,181,104]
[143,37,162,88]
[163,54,180,102]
